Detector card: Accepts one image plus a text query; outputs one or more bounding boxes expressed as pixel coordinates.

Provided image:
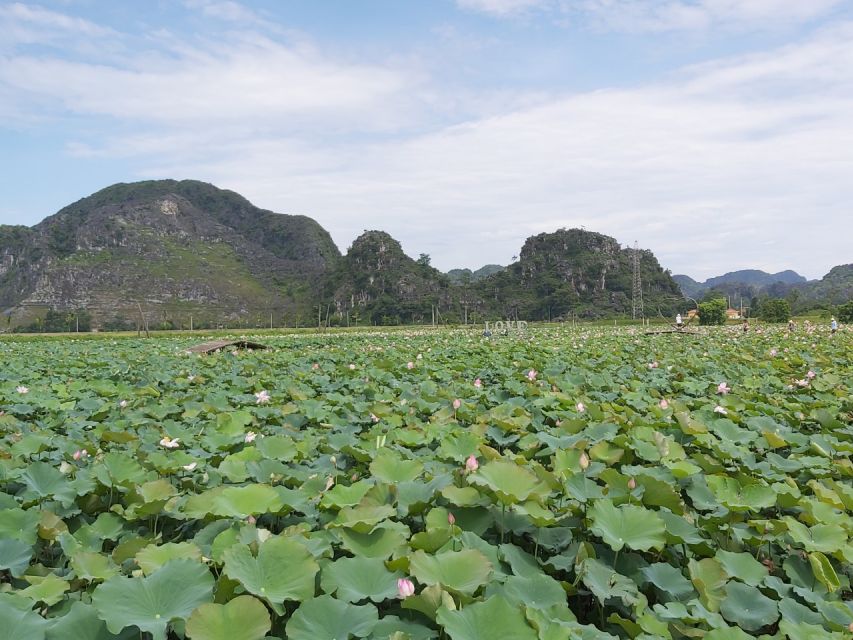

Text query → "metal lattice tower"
[632,241,644,320]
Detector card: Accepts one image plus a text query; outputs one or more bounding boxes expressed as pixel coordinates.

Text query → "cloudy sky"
[1,0,852,280]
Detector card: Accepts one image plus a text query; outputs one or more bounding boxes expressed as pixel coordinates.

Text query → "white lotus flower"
[159,436,180,449]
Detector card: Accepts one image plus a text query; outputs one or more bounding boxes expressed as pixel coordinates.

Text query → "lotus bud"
[579,451,590,470]
[397,578,416,599]
[465,454,479,473]
[452,399,461,410]
[447,512,456,526]
[627,477,636,490]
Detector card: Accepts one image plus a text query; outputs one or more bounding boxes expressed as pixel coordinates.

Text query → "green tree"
[698,298,726,326]
[758,299,790,323]
[837,300,853,322]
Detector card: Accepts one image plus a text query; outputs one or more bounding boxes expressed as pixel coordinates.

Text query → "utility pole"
[631,241,644,321]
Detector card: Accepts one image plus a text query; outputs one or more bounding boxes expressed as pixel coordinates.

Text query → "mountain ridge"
[2,179,846,329]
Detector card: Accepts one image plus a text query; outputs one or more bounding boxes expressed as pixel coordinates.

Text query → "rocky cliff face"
[473,228,682,319]
[329,231,451,325]
[0,180,340,328]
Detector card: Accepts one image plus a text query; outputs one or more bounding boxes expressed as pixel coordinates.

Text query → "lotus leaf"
[320,555,403,602]
[91,559,214,640]
[436,595,538,640]
[589,499,666,552]
[184,595,271,640]
[720,581,779,631]
[223,535,318,613]
[285,596,378,640]
[468,461,540,505]
[409,549,493,595]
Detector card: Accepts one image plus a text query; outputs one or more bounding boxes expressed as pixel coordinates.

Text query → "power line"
[632,240,644,321]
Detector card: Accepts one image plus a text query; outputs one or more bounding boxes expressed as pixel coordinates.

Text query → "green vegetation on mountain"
[2,180,848,331]
[676,265,852,317]
[470,229,682,320]
[1,180,340,329]
[328,231,451,325]
[446,264,505,284]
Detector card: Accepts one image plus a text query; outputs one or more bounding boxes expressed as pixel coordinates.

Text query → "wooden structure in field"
[185,339,268,354]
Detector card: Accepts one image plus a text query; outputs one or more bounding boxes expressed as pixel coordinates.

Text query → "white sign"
[484,320,528,333]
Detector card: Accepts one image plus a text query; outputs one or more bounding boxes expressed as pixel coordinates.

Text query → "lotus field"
[0,325,851,640]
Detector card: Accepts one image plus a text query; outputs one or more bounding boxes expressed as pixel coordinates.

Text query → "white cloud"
[574,0,845,33]
[124,24,853,280]
[456,0,550,16]
[183,0,269,26]
[2,5,851,280]
[0,33,413,129]
[460,0,844,31]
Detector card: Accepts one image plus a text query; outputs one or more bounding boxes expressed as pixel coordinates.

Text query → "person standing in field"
[788,319,795,332]
[831,317,838,334]
[676,313,683,328]
[742,319,749,333]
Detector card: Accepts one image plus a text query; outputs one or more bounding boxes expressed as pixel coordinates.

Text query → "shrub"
[698,298,726,325]
[758,299,790,323]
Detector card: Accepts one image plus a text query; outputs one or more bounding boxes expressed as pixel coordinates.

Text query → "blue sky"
[1,0,852,279]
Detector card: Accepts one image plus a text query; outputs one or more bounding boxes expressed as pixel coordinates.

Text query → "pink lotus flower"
[579,451,590,470]
[407,361,414,369]
[254,390,270,404]
[474,378,482,388]
[648,361,659,369]
[397,578,416,599]
[716,382,730,395]
[806,370,816,379]
[244,431,257,443]
[576,402,586,412]
[447,512,456,526]
[349,363,356,370]
[713,406,727,415]
[794,378,809,388]
[16,386,29,394]
[247,515,257,525]
[72,449,88,461]
[769,348,778,357]
[370,413,380,423]
[659,398,669,410]
[465,454,479,472]
[527,369,537,381]
[119,400,129,408]
[159,436,180,449]
[312,362,320,370]
[452,399,461,410]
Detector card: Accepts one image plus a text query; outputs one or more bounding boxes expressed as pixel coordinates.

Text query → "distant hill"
[672,274,705,299]
[705,269,807,287]
[446,264,505,284]
[329,231,451,325]
[0,180,340,329]
[673,269,808,298]
[797,264,853,305]
[471,228,682,319]
[8,179,812,330]
[672,265,851,314]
